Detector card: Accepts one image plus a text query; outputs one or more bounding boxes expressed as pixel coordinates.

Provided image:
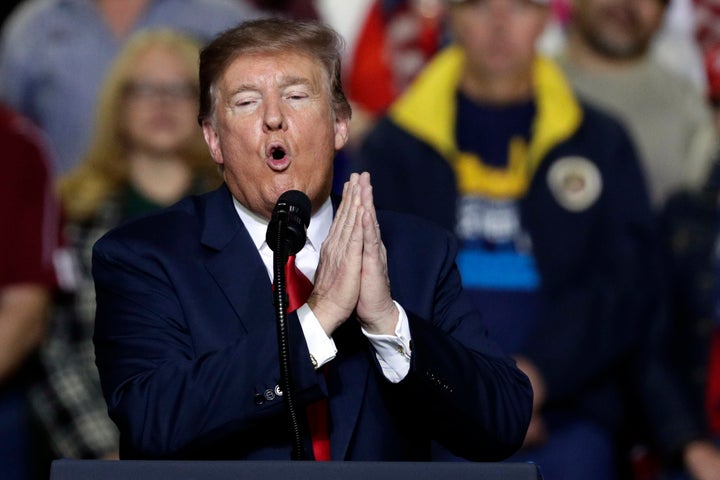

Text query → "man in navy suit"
[92,18,533,461]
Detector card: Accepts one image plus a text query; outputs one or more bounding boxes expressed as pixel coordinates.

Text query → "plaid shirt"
[27,197,124,458]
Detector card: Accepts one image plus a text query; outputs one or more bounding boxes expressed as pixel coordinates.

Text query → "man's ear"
[334,114,350,151]
[202,121,224,167]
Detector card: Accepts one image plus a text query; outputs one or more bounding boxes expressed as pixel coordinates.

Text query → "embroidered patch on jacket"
[546,156,602,212]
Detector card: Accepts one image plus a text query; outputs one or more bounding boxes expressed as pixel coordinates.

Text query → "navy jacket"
[92,183,532,460]
[360,104,662,433]
[648,162,720,456]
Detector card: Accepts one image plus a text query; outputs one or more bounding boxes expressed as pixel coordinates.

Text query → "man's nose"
[262,97,285,131]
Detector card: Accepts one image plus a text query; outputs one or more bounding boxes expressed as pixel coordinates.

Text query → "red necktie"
[284,255,313,313]
[283,255,331,461]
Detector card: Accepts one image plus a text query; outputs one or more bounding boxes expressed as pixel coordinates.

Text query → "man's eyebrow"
[227,76,313,97]
[278,75,312,89]
[228,83,259,97]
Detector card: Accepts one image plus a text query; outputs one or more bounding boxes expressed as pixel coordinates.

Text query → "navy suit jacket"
[92,184,532,461]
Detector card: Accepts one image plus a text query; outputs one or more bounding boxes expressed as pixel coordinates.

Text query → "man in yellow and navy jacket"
[358,1,678,479]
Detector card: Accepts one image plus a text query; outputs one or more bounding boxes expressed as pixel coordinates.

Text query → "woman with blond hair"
[60,28,218,223]
[28,28,220,464]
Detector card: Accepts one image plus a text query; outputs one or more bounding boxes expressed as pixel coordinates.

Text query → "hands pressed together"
[308,172,399,336]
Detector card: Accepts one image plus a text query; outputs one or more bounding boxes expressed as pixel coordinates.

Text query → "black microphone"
[265,189,312,460]
[266,190,311,256]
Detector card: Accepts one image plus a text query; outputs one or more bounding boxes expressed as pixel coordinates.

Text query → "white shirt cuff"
[296,303,337,369]
[362,301,412,383]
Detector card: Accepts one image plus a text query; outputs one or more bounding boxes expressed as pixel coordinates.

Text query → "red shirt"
[0,105,60,289]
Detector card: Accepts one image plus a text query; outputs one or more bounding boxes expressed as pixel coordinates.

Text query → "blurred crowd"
[3,0,720,479]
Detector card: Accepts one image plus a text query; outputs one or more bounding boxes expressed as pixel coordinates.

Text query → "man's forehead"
[219,52,325,88]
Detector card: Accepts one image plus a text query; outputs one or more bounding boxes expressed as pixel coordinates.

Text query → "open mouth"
[266,143,290,171]
[271,146,286,160]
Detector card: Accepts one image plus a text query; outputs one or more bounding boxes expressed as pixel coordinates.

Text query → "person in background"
[91,18,533,461]
[555,0,717,210]
[0,0,262,176]
[359,0,660,478]
[0,103,63,479]
[27,28,221,463]
[557,6,720,473]
[656,164,720,480]
[643,44,720,480]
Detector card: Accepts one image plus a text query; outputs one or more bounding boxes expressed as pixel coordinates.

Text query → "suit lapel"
[201,185,275,333]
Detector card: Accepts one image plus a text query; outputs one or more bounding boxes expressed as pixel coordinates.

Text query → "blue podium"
[50,460,542,480]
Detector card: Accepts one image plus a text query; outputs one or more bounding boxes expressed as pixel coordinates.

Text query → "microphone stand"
[271,218,308,461]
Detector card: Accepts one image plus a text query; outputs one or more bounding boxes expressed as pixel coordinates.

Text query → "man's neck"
[459,68,534,106]
[127,152,192,206]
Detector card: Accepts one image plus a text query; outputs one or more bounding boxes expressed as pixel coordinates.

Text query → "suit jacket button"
[254,394,265,405]
[264,389,276,401]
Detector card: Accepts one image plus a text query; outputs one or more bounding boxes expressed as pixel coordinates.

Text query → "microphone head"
[266,190,311,255]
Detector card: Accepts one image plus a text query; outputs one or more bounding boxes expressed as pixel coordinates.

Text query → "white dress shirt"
[233,196,412,382]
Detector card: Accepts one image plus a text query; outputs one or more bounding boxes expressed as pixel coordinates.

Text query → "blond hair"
[60,28,218,221]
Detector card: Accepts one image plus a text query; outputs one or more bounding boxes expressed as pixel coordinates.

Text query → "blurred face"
[571,0,666,59]
[122,46,199,155]
[202,51,349,219]
[448,0,549,82]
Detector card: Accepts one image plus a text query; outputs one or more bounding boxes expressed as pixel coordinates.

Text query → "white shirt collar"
[232,194,333,254]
